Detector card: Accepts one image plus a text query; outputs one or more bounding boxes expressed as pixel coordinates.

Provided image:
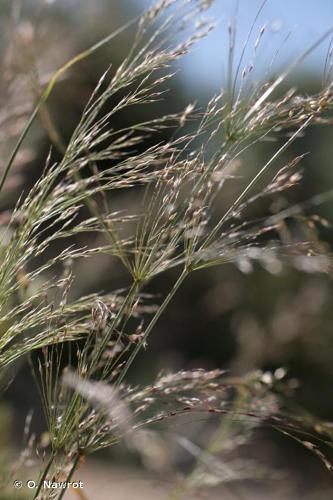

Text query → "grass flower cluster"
[0,0,332,498]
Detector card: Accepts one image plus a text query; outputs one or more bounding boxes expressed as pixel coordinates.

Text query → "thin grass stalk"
[57,453,81,500]
[117,267,188,385]
[0,14,140,195]
[33,452,56,500]
[200,116,313,253]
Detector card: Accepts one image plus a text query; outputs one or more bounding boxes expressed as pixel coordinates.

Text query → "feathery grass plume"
[0,0,333,497]
[0,0,214,374]
[40,367,282,489]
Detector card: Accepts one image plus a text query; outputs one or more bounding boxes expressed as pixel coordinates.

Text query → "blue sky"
[53,0,333,93]
[138,0,333,92]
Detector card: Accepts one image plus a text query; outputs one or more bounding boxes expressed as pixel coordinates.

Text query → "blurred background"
[0,0,333,498]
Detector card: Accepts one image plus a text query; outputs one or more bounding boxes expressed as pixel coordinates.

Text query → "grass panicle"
[0,0,332,497]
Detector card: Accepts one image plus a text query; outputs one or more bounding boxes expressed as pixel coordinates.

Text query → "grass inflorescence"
[0,0,333,498]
